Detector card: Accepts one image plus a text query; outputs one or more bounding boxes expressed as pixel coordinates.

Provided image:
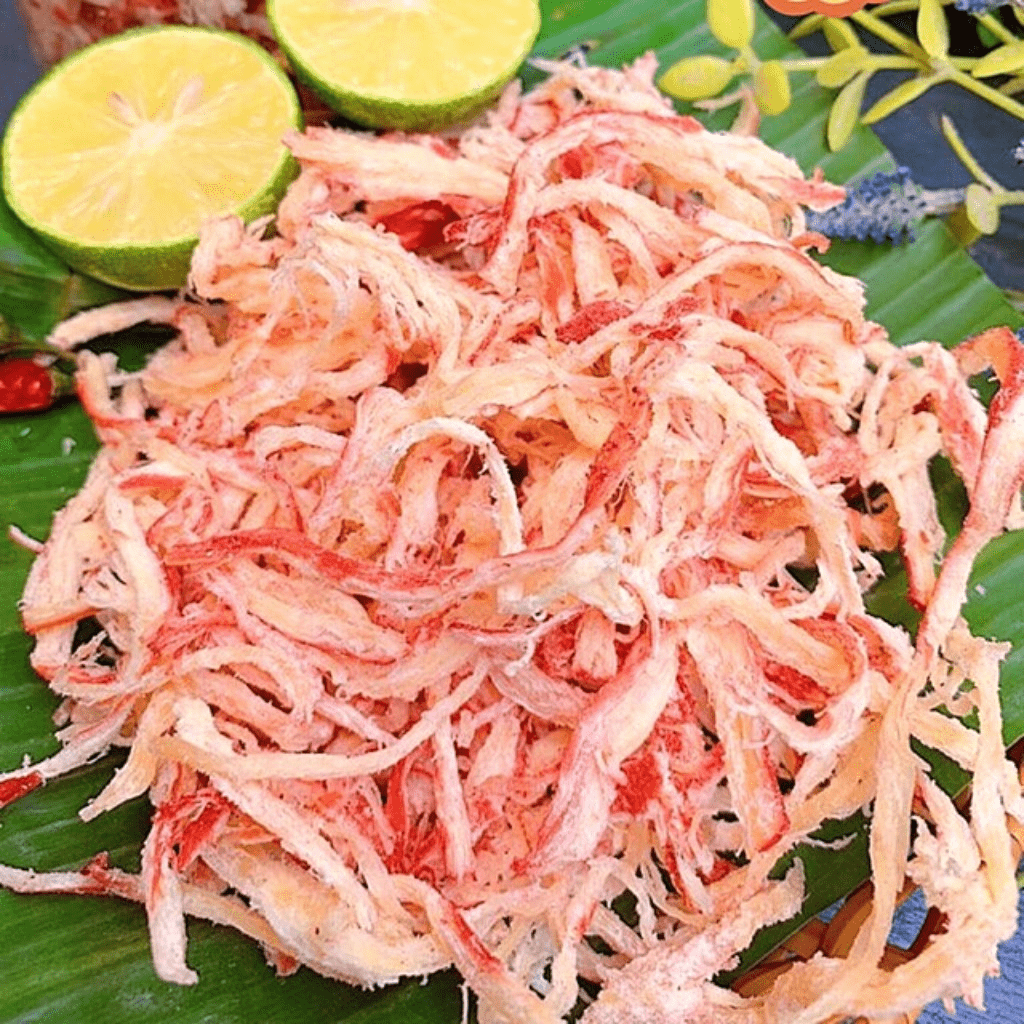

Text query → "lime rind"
[267,0,541,132]
[17,152,300,294]
[1,25,302,292]
[285,71,524,133]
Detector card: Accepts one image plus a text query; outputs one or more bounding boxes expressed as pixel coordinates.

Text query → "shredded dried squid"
[3,54,1024,1024]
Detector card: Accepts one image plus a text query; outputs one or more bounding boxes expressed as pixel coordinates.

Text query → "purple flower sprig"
[807,119,1024,247]
[805,168,963,244]
[953,0,1012,12]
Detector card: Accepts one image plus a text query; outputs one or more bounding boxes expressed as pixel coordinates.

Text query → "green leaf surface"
[0,184,68,283]
[977,20,1000,49]
[2,2,1023,1023]
[0,190,126,340]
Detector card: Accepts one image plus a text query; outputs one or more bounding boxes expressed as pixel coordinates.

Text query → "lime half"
[268,0,541,132]
[2,26,302,292]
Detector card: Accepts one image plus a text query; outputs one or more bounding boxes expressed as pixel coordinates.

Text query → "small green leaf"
[828,70,870,152]
[1016,4,1024,28]
[976,21,999,48]
[861,74,936,124]
[816,46,868,89]
[658,55,738,101]
[707,0,755,50]
[822,17,860,53]
[964,183,1000,235]
[917,0,949,59]
[972,41,1024,78]
[753,61,792,116]
[788,13,825,41]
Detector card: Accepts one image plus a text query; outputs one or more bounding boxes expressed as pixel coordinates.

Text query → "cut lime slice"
[268,0,540,132]
[2,25,302,292]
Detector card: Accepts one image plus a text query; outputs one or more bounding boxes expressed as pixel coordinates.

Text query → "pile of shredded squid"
[18,0,273,65]
[4,56,1024,1024]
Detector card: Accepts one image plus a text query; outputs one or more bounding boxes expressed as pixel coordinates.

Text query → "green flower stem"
[0,325,76,373]
[950,67,1024,122]
[850,10,929,62]
[999,75,1024,96]
[870,0,925,16]
[940,116,1024,233]
[781,57,832,72]
[947,205,984,247]
[872,0,1012,25]
[739,44,759,70]
[788,13,825,41]
[941,114,1003,191]
[867,54,926,71]
[975,12,1019,47]
[692,87,749,112]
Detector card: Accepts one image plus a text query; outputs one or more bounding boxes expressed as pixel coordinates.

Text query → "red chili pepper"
[0,771,44,809]
[0,355,75,413]
[0,357,54,412]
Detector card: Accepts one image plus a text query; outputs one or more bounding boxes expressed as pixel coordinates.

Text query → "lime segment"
[268,0,541,131]
[2,26,302,291]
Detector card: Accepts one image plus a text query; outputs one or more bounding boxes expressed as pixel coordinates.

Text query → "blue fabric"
[0,5,37,129]
[890,886,1024,1021]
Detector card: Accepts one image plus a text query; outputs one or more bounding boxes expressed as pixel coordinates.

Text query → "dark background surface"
[765,6,1024,294]
[0,4,37,128]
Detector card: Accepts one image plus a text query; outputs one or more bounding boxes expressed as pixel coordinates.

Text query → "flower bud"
[659,55,737,101]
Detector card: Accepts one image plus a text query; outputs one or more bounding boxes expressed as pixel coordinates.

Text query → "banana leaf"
[0,190,124,341]
[1,1,1023,1021]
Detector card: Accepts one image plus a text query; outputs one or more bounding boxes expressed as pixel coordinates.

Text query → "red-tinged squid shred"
[4,55,1024,1024]
[18,0,274,65]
